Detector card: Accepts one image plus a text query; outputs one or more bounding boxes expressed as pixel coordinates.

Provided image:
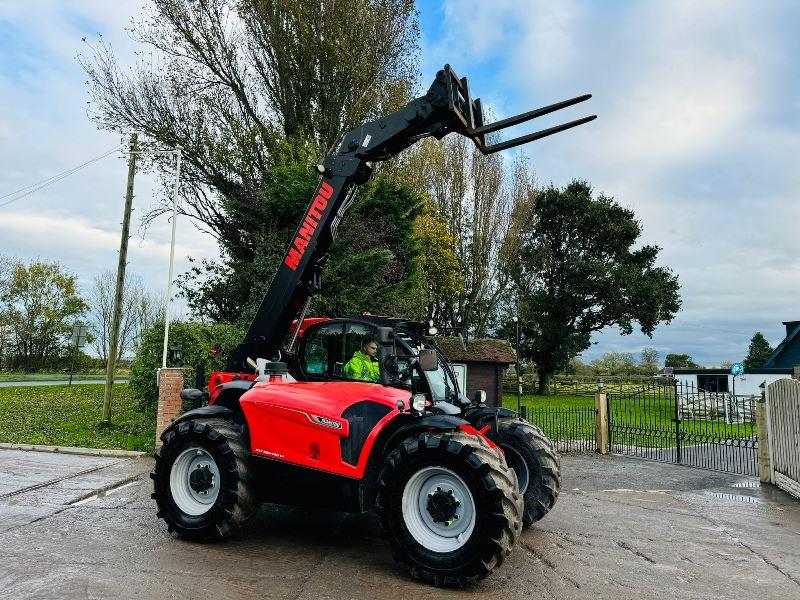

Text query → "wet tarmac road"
[1,449,799,599]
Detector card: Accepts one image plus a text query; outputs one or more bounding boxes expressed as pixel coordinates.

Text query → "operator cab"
[291,316,461,407]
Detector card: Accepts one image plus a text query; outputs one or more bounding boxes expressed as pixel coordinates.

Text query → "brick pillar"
[156,368,184,448]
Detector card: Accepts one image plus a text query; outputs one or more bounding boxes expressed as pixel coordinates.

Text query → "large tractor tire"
[376,430,523,587]
[497,419,561,527]
[151,417,260,540]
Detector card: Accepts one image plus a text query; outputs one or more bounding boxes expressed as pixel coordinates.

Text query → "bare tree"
[89,270,162,362]
[80,0,419,248]
[388,137,537,336]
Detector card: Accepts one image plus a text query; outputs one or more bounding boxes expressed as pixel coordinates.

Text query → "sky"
[0,1,798,366]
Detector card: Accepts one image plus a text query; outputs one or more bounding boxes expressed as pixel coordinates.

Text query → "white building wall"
[730,373,789,396]
[674,372,791,396]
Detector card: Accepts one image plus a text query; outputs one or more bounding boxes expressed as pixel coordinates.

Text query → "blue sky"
[0,1,798,366]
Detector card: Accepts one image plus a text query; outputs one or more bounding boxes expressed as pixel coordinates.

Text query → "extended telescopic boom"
[227,65,595,372]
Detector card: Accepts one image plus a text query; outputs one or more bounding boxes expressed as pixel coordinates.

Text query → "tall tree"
[89,270,162,362]
[409,201,464,324]
[743,332,774,369]
[664,353,699,368]
[387,136,537,336]
[591,352,638,375]
[640,347,660,372]
[0,260,87,372]
[508,181,681,395]
[80,0,419,249]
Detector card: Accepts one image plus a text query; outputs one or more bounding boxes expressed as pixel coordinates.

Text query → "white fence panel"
[766,379,800,499]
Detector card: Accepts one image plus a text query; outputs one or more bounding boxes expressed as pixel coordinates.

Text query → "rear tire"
[151,417,260,540]
[498,419,561,527]
[376,431,523,587]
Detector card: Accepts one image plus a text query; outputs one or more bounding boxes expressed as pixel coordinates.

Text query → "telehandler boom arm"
[227,65,594,372]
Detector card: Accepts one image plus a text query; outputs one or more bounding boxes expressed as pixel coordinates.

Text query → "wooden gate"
[766,379,800,499]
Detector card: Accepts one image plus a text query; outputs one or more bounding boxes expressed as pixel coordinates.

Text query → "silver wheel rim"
[401,466,476,552]
[169,447,221,516]
[504,445,530,494]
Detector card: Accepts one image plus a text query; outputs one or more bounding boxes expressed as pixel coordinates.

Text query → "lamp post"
[512,316,521,415]
[169,346,184,369]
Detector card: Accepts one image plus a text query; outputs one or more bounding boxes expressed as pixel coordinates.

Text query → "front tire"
[151,417,259,540]
[376,431,523,587]
[498,419,561,527]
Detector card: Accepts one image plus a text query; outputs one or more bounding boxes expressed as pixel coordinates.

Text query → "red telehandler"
[152,65,594,586]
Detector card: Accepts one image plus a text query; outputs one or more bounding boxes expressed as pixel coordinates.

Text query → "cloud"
[0,1,218,300]
[2,0,799,366]
[420,0,800,365]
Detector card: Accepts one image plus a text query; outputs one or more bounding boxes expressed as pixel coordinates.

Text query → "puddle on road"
[70,480,140,506]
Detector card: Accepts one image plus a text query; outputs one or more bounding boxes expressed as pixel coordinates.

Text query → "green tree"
[408,201,464,324]
[508,181,681,395]
[81,0,419,248]
[178,165,427,326]
[664,353,699,368]
[387,136,537,336]
[640,347,660,373]
[743,332,774,369]
[0,260,87,372]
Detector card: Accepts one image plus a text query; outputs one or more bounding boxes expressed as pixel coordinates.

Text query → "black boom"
[227,65,595,371]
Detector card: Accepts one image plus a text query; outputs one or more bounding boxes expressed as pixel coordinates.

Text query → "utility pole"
[102,133,137,424]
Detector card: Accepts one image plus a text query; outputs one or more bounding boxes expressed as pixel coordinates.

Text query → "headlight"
[411,393,427,413]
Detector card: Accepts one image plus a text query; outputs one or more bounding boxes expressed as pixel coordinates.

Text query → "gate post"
[756,391,771,484]
[673,380,681,464]
[595,391,609,454]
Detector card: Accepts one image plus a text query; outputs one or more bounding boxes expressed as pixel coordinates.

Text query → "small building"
[437,337,516,407]
[671,368,792,396]
[764,321,800,369]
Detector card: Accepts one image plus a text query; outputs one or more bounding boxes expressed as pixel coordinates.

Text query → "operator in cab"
[344,337,380,382]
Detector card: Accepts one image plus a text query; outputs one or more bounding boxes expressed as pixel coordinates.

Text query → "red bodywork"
[238,380,408,479]
[206,315,499,482]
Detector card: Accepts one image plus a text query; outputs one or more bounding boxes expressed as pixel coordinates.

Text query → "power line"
[0,146,123,209]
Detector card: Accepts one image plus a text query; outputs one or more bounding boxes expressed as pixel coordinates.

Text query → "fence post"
[673,380,682,464]
[595,391,609,454]
[756,391,771,484]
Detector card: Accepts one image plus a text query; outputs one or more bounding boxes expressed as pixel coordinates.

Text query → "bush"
[129,321,244,411]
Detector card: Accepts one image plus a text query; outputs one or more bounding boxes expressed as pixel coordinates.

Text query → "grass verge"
[0,384,154,453]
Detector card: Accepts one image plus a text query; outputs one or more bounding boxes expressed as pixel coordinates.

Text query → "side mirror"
[418,349,438,372]
[473,390,487,405]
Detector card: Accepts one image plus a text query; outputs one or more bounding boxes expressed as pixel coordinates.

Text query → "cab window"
[301,323,344,378]
[300,322,380,383]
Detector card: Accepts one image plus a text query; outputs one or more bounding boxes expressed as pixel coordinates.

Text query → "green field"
[0,370,130,382]
[502,391,757,448]
[0,383,154,452]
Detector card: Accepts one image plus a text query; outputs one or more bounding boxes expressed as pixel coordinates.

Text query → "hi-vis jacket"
[344,350,380,382]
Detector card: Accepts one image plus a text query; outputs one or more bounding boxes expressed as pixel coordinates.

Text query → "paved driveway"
[1,449,799,599]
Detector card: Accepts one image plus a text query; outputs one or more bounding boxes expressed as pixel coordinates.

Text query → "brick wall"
[156,368,184,448]
[464,363,502,407]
